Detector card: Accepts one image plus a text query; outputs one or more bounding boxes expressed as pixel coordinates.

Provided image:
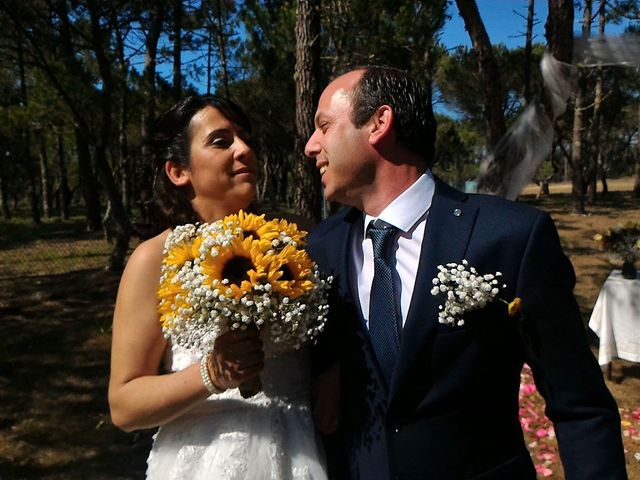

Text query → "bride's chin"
[230,191,257,214]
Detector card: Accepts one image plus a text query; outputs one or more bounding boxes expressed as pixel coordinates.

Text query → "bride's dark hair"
[140,95,253,234]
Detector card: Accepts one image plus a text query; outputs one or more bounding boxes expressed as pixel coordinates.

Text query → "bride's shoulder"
[125,230,171,272]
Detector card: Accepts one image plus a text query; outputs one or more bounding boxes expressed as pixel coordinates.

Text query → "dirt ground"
[520,179,640,478]
[0,180,638,479]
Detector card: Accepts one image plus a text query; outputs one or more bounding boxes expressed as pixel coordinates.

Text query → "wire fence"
[0,217,114,309]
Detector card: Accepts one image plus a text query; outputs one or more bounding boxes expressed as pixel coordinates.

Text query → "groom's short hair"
[348,66,437,166]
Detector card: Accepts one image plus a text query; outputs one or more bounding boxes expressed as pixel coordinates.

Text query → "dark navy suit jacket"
[308,178,627,480]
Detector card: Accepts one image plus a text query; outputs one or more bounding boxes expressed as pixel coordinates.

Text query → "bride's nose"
[234,137,252,159]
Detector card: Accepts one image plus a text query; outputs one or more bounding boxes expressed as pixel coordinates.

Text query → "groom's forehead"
[316,71,362,115]
[326,70,363,94]
[314,88,352,126]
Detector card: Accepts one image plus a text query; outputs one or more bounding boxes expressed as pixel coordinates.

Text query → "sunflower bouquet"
[157,211,332,353]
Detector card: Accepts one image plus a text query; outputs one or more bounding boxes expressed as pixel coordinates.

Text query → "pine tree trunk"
[16,35,40,224]
[545,0,574,63]
[141,3,165,157]
[214,0,230,99]
[39,134,52,219]
[571,79,587,213]
[0,151,11,219]
[587,0,606,204]
[455,0,507,195]
[523,0,535,104]
[172,0,183,99]
[455,0,505,149]
[57,132,71,220]
[75,129,102,230]
[293,0,322,222]
[634,104,640,198]
[88,0,132,271]
[570,0,592,213]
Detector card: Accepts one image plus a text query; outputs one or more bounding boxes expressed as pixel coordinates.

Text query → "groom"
[306,66,627,479]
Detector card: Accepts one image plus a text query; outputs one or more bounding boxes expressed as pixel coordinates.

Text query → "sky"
[442,0,632,50]
[442,1,549,50]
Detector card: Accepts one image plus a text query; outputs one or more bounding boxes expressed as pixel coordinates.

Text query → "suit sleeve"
[517,212,627,480]
[307,232,340,377]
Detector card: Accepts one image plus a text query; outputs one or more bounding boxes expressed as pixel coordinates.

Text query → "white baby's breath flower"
[431,259,521,326]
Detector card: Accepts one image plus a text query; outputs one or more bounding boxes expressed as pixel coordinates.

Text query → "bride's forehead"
[189,107,240,141]
[190,107,233,130]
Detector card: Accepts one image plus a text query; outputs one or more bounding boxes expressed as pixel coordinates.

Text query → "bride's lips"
[232,167,256,177]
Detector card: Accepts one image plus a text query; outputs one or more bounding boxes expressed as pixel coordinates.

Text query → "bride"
[108,95,330,479]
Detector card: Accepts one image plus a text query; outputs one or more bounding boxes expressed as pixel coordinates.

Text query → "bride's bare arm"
[108,234,264,432]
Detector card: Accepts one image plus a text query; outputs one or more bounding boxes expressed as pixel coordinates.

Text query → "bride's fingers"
[230,338,263,356]
[226,357,264,379]
[236,349,264,364]
[218,351,264,375]
[216,335,263,357]
[236,364,263,381]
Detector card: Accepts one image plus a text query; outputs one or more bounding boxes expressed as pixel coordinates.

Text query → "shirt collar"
[364,170,435,234]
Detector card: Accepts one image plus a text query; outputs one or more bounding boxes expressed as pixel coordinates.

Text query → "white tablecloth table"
[588,270,640,370]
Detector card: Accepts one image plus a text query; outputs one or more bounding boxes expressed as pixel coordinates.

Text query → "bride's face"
[184,106,258,222]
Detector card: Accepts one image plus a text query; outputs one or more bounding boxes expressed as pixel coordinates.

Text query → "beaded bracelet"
[200,354,225,395]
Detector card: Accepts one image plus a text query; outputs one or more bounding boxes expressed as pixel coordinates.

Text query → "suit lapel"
[389,179,478,401]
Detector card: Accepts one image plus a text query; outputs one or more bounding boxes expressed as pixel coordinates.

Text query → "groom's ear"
[368,105,394,146]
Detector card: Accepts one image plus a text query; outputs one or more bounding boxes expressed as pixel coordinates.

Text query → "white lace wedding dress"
[146,341,327,480]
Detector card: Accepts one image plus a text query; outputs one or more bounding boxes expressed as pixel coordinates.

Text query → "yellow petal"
[508,297,522,317]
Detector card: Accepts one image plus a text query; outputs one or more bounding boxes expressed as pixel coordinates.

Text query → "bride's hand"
[206,329,265,391]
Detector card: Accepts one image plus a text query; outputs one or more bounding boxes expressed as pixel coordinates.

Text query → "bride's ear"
[165,160,191,187]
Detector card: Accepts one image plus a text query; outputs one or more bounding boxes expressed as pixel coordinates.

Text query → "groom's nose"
[304,129,320,159]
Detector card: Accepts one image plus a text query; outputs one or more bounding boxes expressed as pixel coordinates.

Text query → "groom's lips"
[316,161,328,177]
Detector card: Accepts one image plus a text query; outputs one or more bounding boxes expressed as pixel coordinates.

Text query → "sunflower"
[264,244,315,298]
[224,210,270,242]
[201,236,266,299]
[273,218,308,246]
[254,218,308,248]
[157,274,191,329]
[163,236,199,268]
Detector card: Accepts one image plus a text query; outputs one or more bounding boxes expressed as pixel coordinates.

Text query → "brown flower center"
[279,263,294,281]
[222,256,254,285]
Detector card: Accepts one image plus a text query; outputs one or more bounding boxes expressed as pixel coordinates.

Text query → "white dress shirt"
[353,171,435,328]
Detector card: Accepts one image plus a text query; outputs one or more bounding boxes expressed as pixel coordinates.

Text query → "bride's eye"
[210,136,232,148]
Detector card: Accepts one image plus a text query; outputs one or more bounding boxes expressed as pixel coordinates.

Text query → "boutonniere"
[430,260,522,327]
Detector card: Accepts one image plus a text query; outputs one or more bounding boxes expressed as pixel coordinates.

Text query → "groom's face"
[305,71,377,208]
